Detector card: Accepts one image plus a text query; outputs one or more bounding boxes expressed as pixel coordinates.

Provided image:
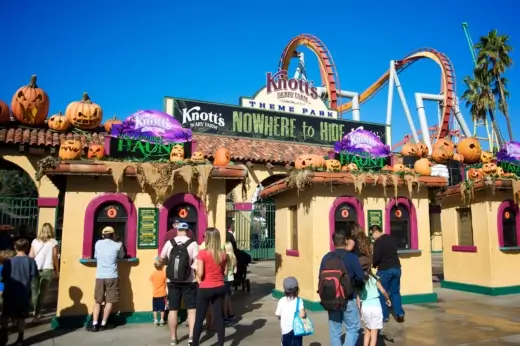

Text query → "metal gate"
[0,197,39,237]
[231,201,275,260]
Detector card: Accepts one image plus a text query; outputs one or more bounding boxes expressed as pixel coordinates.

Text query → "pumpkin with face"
[347,163,358,172]
[214,147,231,166]
[482,162,497,175]
[414,158,432,176]
[496,167,504,176]
[452,153,464,163]
[392,163,405,173]
[59,140,82,160]
[325,159,341,172]
[65,92,103,129]
[480,151,493,163]
[431,147,453,164]
[401,143,418,157]
[10,75,50,125]
[104,115,122,133]
[87,144,105,159]
[457,137,481,164]
[294,154,325,170]
[467,168,483,181]
[433,138,455,153]
[47,111,70,132]
[416,142,429,158]
[170,144,185,162]
[0,100,10,124]
[190,151,205,163]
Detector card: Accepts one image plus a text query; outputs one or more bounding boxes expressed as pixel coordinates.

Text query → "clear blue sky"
[0,0,517,147]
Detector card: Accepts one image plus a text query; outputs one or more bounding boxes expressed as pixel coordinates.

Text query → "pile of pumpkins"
[0,75,114,132]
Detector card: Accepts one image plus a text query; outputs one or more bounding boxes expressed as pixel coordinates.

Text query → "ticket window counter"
[92,202,128,257]
[334,203,359,239]
[168,203,198,239]
[502,205,518,247]
[390,205,411,250]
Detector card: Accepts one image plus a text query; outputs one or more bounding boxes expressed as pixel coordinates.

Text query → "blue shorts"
[152,296,166,311]
[224,281,233,296]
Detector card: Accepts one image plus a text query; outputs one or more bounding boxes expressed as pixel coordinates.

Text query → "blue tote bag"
[292,298,314,336]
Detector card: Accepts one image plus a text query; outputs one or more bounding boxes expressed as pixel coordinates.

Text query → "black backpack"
[318,252,352,310]
[166,239,194,282]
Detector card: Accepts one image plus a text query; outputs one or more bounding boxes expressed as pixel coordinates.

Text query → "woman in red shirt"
[192,227,227,346]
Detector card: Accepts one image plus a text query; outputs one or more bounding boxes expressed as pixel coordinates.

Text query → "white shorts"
[361,305,383,330]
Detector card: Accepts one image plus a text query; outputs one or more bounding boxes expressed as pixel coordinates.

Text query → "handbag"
[292,298,314,336]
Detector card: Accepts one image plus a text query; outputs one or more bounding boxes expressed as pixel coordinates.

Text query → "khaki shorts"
[94,278,119,304]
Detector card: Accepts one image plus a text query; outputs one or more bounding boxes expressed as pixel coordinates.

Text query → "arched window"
[385,197,418,250]
[497,200,520,248]
[329,196,364,250]
[168,203,199,238]
[93,202,128,257]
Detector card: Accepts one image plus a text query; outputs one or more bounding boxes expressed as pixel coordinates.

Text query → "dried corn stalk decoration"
[104,162,130,192]
[353,173,366,194]
[380,174,388,197]
[197,164,213,205]
[287,169,313,195]
[403,174,420,196]
[390,174,399,199]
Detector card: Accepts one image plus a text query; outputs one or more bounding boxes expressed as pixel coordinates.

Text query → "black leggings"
[192,285,227,346]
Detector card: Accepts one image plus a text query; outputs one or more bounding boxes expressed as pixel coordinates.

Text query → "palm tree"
[475,29,514,141]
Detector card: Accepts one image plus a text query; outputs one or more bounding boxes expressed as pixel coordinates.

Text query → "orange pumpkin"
[65,92,103,129]
[416,142,429,158]
[10,75,50,126]
[381,165,393,173]
[87,144,105,159]
[170,144,185,162]
[452,153,464,163]
[433,138,455,153]
[59,140,82,160]
[414,158,432,176]
[347,163,358,172]
[190,151,205,163]
[467,168,483,181]
[341,165,349,172]
[480,151,493,163]
[431,148,453,164]
[47,111,70,132]
[392,163,405,173]
[104,115,122,133]
[294,154,325,170]
[401,143,418,157]
[325,159,341,172]
[214,147,231,166]
[482,162,497,175]
[0,100,10,124]
[457,137,481,164]
[496,167,504,176]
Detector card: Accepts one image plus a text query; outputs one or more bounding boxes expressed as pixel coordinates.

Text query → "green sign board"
[108,136,192,161]
[337,152,389,170]
[137,208,159,249]
[367,210,383,243]
[499,161,520,175]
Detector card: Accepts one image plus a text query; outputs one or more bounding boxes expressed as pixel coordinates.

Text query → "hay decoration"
[390,174,399,199]
[484,176,496,195]
[35,156,61,181]
[287,169,313,194]
[241,174,250,201]
[352,173,366,194]
[460,180,475,202]
[512,180,520,204]
[196,164,213,203]
[380,174,388,197]
[176,165,194,192]
[104,161,130,191]
[403,174,420,196]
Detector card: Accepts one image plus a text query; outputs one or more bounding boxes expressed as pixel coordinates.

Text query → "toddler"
[275,277,306,346]
[357,257,391,346]
[223,242,236,323]
[150,257,167,326]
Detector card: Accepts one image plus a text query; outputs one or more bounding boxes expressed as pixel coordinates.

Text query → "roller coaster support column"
[393,63,420,143]
[415,93,444,154]
[386,61,396,146]
[452,98,472,138]
[337,90,360,121]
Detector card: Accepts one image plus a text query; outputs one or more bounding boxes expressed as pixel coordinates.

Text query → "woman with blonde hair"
[29,223,59,322]
[192,228,228,346]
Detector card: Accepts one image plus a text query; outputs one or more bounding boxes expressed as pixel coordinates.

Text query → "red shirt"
[198,249,226,288]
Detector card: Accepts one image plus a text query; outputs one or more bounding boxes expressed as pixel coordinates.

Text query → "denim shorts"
[224,281,233,296]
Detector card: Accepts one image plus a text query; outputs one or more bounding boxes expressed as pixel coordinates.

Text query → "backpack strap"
[294,297,300,317]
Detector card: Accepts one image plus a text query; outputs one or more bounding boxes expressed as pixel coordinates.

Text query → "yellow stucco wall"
[57,176,227,316]
[441,190,520,288]
[271,183,434,302]
[430,213,443,252]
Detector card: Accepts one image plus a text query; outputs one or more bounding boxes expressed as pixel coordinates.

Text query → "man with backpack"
[160,222,199,345]
[318,232,364,346]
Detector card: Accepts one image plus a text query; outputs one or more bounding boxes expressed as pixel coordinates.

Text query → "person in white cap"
[275,276,306,346]
[90,226,125,332]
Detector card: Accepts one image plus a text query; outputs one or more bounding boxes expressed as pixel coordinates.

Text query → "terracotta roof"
[438,179,516,198]
[0,126,332,165]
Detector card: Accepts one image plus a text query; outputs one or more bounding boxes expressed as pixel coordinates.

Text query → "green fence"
[0,197,39,236]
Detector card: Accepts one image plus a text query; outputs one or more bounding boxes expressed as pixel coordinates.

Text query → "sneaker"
[224,318,231,325]
[396,315,405,323]
[154,320,159,326]
[159,319,165,326]
[91,325,99,332]
[188,340,193,346]
[383,318,389,323]
[170,339,179,345]
[228,314,235,320]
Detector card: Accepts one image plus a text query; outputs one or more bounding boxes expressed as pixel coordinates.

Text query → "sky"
[0,0,517,149]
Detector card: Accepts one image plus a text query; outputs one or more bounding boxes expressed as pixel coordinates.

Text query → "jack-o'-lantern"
[381,165,393,173]
[294,154,325,170]
[170,144,185,162]
[65,92,103,129]
[452,153,464,163]
[214,147,231,166]
[392,163,405,173]
[10,75,50,126]
[347,163,358,172]
[496,167,504,176]
[416,142,429,158]
[59,140,82,160]
[190,151,205,163]
[104,115,122,133]
[325,159,341,172]
[87,144,105,159]
[482,162,497,175]
[0,100,10,124]
[467,167,483,181]
[341,165,349,172]
[457,137,481,164]
[431,148,453,164]
[414,158,432,176]
[433,138,455,153]
[47,111,70,132]
[401,143,418,157]
[480,151,493,163]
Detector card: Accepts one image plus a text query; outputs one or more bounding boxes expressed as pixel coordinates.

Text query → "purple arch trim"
[497,200,520,247]
[83,193,137,258]
[385,197,418,250]
[328,196,365,251]
[159,193,207,252]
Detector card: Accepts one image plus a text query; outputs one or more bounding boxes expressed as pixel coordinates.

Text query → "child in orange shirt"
[150,257,167,326]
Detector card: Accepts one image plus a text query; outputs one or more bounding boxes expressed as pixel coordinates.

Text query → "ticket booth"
[169,203,198,238]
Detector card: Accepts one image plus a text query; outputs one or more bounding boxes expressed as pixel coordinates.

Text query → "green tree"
[475,29,514,141]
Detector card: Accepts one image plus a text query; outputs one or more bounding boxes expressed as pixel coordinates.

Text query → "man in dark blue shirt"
[319,232,364,346]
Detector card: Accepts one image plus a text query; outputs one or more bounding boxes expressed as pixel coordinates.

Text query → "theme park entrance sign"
[335,127,391,169]
[497,141,520,174]
[164,97,387,147]
[239,70,339,119]
[106,110,192,160]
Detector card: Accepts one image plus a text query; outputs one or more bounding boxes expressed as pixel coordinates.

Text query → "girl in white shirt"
[275,277,306,346]
[29,223,59,322]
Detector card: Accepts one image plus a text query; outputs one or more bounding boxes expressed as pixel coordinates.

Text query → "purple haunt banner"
[497,141,520,162]
[334,127,390,158]
[111,110,192,143]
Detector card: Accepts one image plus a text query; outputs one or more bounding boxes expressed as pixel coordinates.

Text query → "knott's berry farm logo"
[266,70,319,102]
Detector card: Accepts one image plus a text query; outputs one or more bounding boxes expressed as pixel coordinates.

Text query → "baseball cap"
[283,276,299,292]
[102,226,115,235]
[177,222,189,231]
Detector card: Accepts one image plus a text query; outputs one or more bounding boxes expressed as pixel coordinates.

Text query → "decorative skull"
[190,151,204,163]
[59,140,82,160]
[10,75,50,126]
[170,144,185,162]
[87,144,105,160]
[65,92,103,129]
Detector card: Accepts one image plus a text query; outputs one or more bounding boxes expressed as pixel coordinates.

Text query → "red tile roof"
[0,126,332,165]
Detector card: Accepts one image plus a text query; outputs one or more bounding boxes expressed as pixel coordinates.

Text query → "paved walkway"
[13,261,520,345]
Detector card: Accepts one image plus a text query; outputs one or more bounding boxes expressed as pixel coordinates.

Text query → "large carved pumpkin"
[482,162,497,175]
[416,142,429,158]
[0,100,10,124]
[87,144,105,159]
[59,140,82,160]
[414,158,432,176]
[214,147,231,166]
[47,111,70,132]
[392,163,405,173]
[433,138,455,153]
[431,147,453,164]
[65,92,103,129]
[457,137,481,164]
[294,154,325,170]
[170,144,185,162]
[104,115,122,133]
[467,167,483,181]
[325,159,341,172]
[10,75,50,125]
[401,143,418,157]
[480,151,493,163]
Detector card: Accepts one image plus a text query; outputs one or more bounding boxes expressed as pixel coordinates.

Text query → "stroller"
[233,249,252,292]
